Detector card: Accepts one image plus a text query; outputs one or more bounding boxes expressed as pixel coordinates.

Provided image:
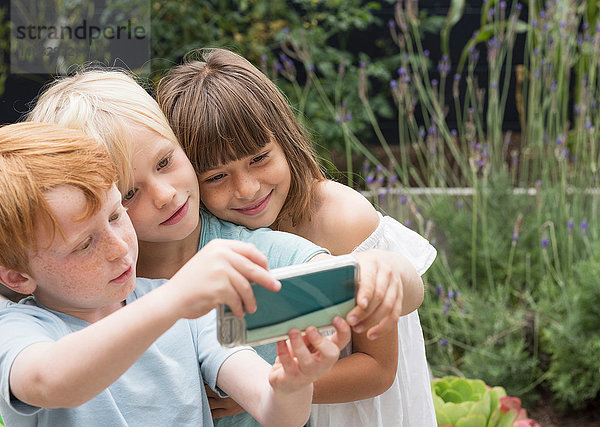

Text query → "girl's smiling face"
[198,141,291,230]
[122,126,200,243]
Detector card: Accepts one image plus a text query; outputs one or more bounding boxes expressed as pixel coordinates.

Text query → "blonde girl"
[157,48,437,427]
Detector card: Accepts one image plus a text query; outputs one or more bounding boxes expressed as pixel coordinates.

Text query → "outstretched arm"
[8,240,280,408]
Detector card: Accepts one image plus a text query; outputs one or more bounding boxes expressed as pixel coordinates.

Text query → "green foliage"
[432,376,517,427]
[542,245,600,409]
[148,0,600,411]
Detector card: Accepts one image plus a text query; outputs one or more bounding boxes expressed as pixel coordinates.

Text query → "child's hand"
[166,239,281,319]
[206,386,245,419]
[346,249,423,340]
[268,317,350,393]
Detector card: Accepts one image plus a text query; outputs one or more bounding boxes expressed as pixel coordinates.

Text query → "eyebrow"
[62,192,122,249]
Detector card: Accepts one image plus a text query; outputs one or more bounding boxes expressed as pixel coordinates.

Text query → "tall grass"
[270,0,600,409]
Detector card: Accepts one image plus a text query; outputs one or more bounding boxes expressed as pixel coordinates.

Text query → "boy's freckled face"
[28,185,138,320]
[197,141,291,230]
[123,126,200,243]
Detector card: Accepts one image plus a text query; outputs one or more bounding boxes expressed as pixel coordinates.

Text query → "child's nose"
[151,180,176,209]
[233,174,259,199]
[105,229,130,261]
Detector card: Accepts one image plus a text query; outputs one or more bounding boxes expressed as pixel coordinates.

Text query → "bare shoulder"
[311,180,380,254]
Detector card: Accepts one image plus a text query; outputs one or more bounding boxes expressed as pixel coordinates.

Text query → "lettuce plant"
[432,376,540,427]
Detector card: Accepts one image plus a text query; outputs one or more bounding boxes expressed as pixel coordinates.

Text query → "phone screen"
[224,262,357,345]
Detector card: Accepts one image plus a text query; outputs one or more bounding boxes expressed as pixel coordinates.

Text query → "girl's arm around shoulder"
[312,180,380,256]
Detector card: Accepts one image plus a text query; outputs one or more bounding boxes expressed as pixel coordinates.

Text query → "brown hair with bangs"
[157,48,326,227]
[0,122,116,276]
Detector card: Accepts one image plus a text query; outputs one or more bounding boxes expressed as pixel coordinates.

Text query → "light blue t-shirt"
[0,278,246,427]
[200,210,328,427]
[199,210,326,271]
[0,213,326,426]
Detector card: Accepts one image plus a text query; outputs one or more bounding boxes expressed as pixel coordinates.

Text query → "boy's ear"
[0,267,36,295]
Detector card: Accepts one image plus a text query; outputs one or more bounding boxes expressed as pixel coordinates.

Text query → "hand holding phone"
[217,255,358,347]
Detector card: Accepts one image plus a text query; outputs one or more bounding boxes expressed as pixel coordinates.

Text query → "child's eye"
[206,173,225,182]
[76,237,92,251]
[251,153,269,164]
[109,207,127,222]
[157,155,172,170]
[123,188,137,202]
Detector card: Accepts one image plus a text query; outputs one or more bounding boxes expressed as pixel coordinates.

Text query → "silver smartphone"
[217,255,359,348]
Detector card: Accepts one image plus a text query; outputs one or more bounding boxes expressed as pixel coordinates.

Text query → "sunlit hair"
[26,68,179,195]
[0,122,116,276]
[157,48,326,227]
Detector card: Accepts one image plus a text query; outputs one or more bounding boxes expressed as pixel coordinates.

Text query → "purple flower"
[581,221,588,236]
[424,49,430,58]
[443,300,451,314]
[512,229,519,242]
[448,290,456,299]
[541,238,550,248]
[398,67,407,76]
[390,80,398,88]
[388,19,395,29]
[435,284,442,297]
[439,339,448,347]
[400,194,408,205]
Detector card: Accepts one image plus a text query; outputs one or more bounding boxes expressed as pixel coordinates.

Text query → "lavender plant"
[266,0,600,410]
[205,0,600,410]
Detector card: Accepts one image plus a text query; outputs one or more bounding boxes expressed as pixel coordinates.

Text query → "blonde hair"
[26,68,179,194]
[157,48,325,227]
[0,122,116,275]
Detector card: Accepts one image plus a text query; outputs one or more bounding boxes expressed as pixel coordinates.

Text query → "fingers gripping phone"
[217,255,359,347]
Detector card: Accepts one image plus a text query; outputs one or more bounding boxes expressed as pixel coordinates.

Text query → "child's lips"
[161,199,189,226]
[111,265,133,284]
[234,192,272,216]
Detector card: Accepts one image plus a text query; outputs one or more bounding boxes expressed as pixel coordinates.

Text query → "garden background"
[0,0,599,425]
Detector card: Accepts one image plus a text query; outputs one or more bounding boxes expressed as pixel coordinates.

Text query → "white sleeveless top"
[309,213,437,427]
